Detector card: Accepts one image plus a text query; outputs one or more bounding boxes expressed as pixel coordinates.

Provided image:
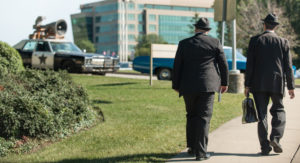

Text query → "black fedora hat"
[194,17,211,30]
[262,13,280,25]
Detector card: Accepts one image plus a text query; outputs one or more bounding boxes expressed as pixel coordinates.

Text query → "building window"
[128,24,135,31]
[149,14,156,22]
[95,16,101,23]
[101,14,118,22]
[95,36,99,43]
[138,24,144,33]
[128,14,135,21]
[82,8,93,13]
[154,5,172,10]
[128,34,136,41]
[129,45,135,52]
[173,6,189,11]
[95,3,118,13]
[96,26,100,33]
[149,24,156,32]
[138,4,144,10]
[128,2,135,10]
[138,14,143,22]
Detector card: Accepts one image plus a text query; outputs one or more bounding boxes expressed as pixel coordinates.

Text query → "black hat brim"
[194,24,211,30]
[261,19,280,25]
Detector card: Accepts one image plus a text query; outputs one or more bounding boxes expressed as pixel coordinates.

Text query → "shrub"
[0,41,24,75]
[0,69,97,139]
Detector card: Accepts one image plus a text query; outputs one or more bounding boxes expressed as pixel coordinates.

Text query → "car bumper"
[82,65,120,73]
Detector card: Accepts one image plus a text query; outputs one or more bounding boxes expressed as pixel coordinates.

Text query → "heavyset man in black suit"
[172,18,229,161]
[245,13,295,155]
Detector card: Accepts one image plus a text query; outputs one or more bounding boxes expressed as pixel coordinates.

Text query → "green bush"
[0,41,24,75]
[0,69,97,139]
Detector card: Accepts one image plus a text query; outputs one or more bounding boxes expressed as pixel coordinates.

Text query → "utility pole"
[221,0,227,46]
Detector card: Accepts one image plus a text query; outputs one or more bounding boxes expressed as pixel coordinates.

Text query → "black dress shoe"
[270,141,283,153]
[187,148,194,155]
[196,153,210,161]
[260,146,272,156]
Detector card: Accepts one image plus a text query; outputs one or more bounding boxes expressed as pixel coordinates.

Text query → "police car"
[14,39,119,73]
[13,17,119,74]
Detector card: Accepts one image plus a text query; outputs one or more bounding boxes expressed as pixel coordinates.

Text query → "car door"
[19,40,37,67]
[32,41,55,69]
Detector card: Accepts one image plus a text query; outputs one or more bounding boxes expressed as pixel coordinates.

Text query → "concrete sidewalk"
[168,88,300,163]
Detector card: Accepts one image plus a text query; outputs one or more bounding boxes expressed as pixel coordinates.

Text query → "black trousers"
[253,92,286,151]
[183,92,215,156]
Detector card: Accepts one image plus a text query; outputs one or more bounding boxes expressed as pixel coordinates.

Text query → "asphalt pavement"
[167,88,300,163]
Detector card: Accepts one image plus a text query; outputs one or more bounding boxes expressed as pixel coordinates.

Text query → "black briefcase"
[242,93,259,124]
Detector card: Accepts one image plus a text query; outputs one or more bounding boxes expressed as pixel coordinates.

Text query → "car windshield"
[224,48,246,61]
[50,42,82,53]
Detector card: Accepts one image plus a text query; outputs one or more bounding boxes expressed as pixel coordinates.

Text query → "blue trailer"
[133,46,247,80]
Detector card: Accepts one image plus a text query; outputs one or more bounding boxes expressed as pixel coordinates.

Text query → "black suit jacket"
[172,33,229,95]
[245,31,295,94]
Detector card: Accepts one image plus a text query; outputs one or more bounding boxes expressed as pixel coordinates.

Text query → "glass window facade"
[139,4,213,13]
[98,34,118,43]
[100,14,118,22]
[128,2,135,10]
[149,24,156,32]
[95,3,118,13]
[82,8,93,13]
[128,14,135,21]
[138,24,144,33]
[158,15,218,44]
[128,34,136,41]
[72,17,94,43]
[128,24,135,31]
[138,14,143,22]
[149,14,156,22]
[95,16,101,23]
[158,15,193,44]
[99,24,118,33]
[95,26,100,33]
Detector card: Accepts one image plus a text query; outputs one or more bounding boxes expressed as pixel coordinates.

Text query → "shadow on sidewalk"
[46,153,178,163]
[211,152,279,157]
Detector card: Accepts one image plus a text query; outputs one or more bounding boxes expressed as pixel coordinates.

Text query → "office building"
[71,0,216,62]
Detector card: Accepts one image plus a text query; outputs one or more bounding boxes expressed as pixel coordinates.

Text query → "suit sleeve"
[283,40,295,90]
[172,41,184,90]
[245,37,255,88]
[216,41,229,86]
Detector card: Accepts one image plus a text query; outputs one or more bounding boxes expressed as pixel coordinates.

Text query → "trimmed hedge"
[0,69,96,139]
[0,41,24,75]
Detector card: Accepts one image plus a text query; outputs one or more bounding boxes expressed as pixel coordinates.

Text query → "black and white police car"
[14,39,119,74]
[13,17,119,74]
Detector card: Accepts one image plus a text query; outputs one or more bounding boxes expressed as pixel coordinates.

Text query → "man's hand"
[288,89,295,99]
[244,87,250,97]
[220,86,228,94]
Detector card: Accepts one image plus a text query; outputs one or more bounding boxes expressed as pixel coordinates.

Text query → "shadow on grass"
[95,82,138,87]
[48,153,177,163]
[92,100,113,104]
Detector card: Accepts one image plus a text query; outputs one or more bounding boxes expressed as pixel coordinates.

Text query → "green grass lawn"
[2,75,244,163]
[296,79,300,85]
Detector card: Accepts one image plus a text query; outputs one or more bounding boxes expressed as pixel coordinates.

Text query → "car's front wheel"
[61,61,76,73]
[157,68,172,80]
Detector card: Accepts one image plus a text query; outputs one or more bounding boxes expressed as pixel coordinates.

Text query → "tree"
[134,34,168,56]
[237,0,298,54]
[189,13,200,34]
[75,39,96,53]
[0,41,24,76]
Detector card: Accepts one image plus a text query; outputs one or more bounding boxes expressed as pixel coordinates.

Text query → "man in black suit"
[172,17,229,161]
[244,13,295,155]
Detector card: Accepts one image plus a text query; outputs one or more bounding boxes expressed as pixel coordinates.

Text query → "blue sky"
[0,0,101,46]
